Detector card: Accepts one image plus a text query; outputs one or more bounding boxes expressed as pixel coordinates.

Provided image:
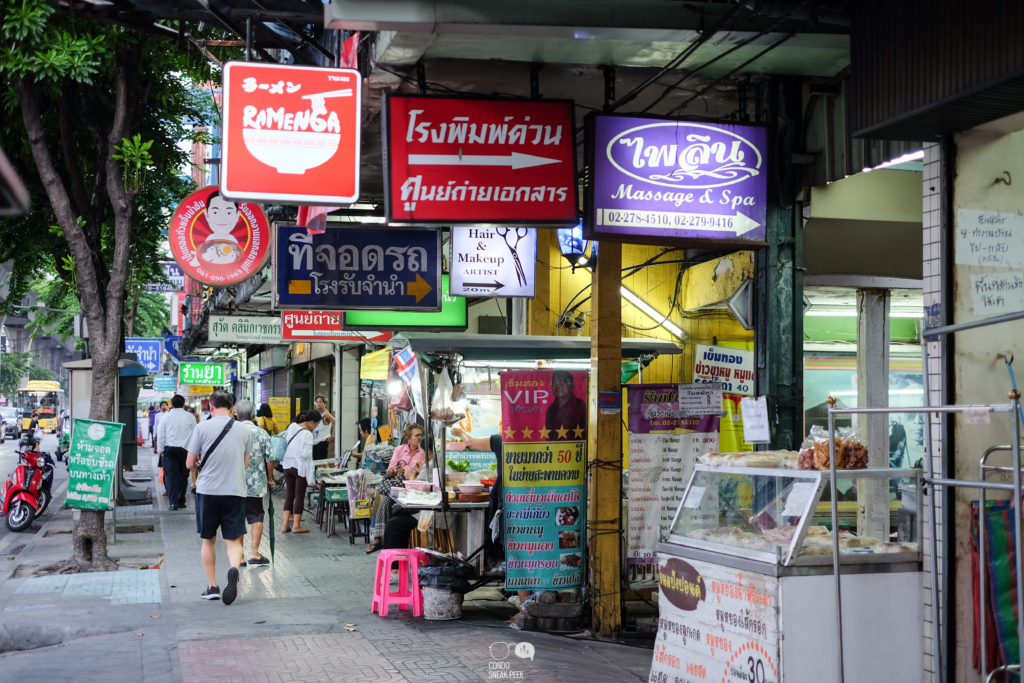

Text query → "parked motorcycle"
[1,435,55,531]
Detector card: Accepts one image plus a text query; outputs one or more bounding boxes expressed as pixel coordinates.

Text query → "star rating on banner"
[501,425,583,441]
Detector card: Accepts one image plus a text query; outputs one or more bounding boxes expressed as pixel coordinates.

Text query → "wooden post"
[589,241,622,639]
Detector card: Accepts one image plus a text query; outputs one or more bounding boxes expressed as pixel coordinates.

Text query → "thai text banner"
[501,369,588,591]
[66,418,124,511]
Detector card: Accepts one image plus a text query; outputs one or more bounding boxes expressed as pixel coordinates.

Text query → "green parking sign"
[179,361,225,385]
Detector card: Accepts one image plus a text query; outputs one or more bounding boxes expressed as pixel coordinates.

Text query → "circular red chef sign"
[168,186,270,286]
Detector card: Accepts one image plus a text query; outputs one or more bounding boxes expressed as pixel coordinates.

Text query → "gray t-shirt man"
[185,415,252,498]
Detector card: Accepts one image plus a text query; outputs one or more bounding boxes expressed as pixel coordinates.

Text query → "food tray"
[458,492,490,503]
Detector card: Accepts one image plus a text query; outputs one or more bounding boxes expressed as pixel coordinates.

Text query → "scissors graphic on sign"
[495,227,529,287]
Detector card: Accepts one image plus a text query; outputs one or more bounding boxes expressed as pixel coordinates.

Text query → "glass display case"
[665,465,922,569]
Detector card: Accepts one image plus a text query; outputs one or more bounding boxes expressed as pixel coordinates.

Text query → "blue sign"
[153,376,177,391]
[146,263,186,292]
[125,337,162,373]
[273,225,442,311]
[163,335,182,361]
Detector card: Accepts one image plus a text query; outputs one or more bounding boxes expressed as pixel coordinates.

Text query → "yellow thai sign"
[360,348,390,381]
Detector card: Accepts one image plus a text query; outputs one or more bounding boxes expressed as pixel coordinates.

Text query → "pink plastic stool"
[371,548,429,617]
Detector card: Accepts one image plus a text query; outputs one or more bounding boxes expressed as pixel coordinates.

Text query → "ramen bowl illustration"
[242,129,341,174]
[201,239,243,264]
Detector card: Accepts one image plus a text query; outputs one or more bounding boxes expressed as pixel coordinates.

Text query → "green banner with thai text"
[66,418,123,511]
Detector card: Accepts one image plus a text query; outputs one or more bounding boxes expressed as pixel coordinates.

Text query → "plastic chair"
[371,548,429,617]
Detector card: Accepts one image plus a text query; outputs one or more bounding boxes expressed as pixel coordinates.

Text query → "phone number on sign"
[598,209,733,229]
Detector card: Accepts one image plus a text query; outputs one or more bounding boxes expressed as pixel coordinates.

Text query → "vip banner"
[273,224,442,311]
[500,369,588,591]
[625,384,719,587]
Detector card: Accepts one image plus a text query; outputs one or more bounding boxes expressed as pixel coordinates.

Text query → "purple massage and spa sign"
[584,113,767,244]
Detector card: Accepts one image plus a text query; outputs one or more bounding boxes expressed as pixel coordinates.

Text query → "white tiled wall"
[921,141,944,683]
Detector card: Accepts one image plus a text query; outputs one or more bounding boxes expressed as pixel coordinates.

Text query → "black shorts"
[245,496,265,524]
[195,493,246,540]
[313,441,329,460]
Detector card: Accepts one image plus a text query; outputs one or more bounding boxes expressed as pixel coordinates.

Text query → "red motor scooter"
[1,442,47,532]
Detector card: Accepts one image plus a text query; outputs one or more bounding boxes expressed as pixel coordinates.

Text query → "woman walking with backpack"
[280,411,321,533]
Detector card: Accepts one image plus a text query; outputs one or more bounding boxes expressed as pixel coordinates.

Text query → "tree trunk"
[16,49,138,572]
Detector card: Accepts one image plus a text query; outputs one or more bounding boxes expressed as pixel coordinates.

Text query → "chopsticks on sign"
[302,89,353,99]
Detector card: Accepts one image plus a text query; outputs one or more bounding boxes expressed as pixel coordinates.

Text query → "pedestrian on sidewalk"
[147,404,157,444]
[158,394,197,510]
[185,391,252,605]
[312,395,335,461]
[152,400,169,453]
[256,403,279,436]
[234,400,274,566]
[281,410,320,534]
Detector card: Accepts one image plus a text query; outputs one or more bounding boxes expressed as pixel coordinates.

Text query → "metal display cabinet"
[650,466,924,683]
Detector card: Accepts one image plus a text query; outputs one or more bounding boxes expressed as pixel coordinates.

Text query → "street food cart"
[650,464,924,683]
[398,333,681,571]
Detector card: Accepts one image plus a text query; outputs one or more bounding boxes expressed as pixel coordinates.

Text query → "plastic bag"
[418,557,477,593]
[430,368,467,424]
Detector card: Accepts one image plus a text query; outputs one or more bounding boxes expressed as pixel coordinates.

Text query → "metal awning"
[400,332,680,361]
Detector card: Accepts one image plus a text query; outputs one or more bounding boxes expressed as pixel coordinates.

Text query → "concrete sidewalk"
[0,462,653,682]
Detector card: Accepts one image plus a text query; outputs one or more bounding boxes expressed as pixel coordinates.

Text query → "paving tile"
[14,574,69,594]
[64,570,115,597]
[178,634,407,683]
[112,569,162,604]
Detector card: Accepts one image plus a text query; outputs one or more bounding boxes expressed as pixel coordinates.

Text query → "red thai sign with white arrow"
[383,95,577,226]
[280,310,393,342]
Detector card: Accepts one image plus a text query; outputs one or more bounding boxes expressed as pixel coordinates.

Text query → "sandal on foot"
[365,542,383,554]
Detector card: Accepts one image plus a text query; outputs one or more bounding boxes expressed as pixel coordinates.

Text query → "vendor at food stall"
[366,423,426,554]
[451,426,504,568]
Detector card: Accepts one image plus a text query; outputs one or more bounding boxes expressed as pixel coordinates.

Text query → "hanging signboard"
[280,310,393,343]
[209,314,283,344]
[178,361,225,386]
[221,61,361,204]
[124,337,162,374]
[500,369,588,592]
[584,113,768,245]
[344,275,467,330]
[66,418,124,511]
[360,348,390,381]
[167,186,271,286]
[145,262,185,292]
[450,226,537,297]
[273,225,442,311]
[152,375,177,392]
[383,95,577,226]
[624,384,719,588]
[693,344,755,395]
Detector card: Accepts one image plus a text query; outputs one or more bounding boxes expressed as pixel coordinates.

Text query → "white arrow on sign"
[408,152,561,170]
[596,209,761,237]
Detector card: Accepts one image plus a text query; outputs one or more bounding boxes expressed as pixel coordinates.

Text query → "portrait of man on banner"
[544,370,588,441]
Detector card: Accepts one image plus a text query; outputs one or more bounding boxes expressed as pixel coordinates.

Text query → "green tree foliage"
[0,351,34,400]
[27,363,59,383]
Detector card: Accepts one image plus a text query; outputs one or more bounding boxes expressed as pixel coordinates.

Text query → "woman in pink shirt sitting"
[367,424,426,553]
